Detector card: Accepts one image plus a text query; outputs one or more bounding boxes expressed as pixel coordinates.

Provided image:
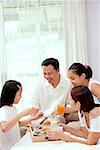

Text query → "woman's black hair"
[71,85,100,113]
[0,80,22,107]
[68,63,93,79]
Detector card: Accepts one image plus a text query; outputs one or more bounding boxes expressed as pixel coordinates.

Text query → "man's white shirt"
[30,75,71,116]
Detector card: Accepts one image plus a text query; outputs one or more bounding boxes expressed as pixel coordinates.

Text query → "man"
[30,58,71,122]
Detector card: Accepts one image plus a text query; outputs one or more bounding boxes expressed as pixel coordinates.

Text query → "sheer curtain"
[0,0,88,110]
[0,0,66,110]
[0,3,7,90]
[62,0,87,69]
[4,0,65,81]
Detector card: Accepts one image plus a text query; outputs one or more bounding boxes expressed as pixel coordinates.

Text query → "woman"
[65,63,100,115]
[68,63,100,103]
[48,86,100,145]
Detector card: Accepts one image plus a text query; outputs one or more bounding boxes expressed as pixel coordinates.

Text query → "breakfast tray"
[29,125,49,142]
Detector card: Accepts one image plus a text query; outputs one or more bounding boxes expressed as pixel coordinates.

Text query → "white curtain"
[0,0,88,86]
[0,0,65,111]
[62,0,87,69]
[1,0,65,82]
[0,3,7,89]
[0,0,88,110]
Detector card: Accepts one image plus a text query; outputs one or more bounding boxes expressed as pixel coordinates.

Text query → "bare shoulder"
[92,82,100,88]
[91,83,100,98]
[90,107,100,118]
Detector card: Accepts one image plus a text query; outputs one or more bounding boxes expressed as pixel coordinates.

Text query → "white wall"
[85,0,100,81]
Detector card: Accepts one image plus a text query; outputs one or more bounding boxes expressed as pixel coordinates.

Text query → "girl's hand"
[32,111,43,120]
[59,123,67,130]
[47,130,63,140]
[49,111,56,118]
[59,123,72,132]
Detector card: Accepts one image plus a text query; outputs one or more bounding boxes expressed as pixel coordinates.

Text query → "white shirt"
[0,128,4,150]
[78,110,100,132]
[30,75,71,116]
[90,114,100,132]
[0,106,20,150]
[0,143,4,150]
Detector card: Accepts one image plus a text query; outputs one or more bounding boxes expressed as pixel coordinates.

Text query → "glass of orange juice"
[57,104,64,115]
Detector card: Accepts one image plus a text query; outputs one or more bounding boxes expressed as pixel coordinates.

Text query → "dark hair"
[71,86,100,113]
[41,58,59,70]
[68,63,93,79]
[0,80,22,107]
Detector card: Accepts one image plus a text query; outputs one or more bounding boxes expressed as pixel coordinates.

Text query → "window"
[0,0,87,110]
[0,0,66,109]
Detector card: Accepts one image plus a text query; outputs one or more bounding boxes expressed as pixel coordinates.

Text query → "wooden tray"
[29,126,49,142]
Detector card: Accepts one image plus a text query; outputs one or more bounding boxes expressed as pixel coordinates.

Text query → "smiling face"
[68,69,85,87]
[43,64,59,86]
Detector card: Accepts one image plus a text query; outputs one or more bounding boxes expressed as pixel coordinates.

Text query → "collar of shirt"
[43,75,66,89]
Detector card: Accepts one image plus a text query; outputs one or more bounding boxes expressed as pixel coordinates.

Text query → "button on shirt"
[30,75,71,115]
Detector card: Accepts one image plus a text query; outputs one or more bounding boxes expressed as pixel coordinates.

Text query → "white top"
[90,114,100,132]
[88,79,100,104]
[78,111,100,143]
[78,110,100,132]
[0,128,4,150]
[0,106,20,150]
[0,144,4,150]
[30,75,71,116]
